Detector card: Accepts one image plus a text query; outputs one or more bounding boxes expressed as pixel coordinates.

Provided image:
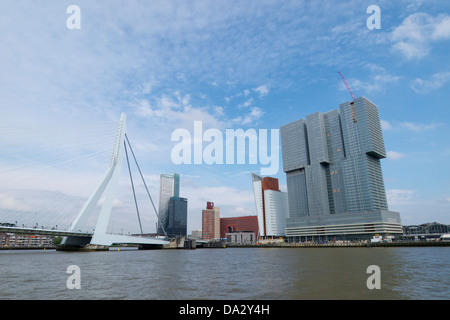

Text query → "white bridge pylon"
[62,113,168,247]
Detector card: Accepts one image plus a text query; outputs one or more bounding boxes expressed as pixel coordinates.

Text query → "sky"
[0,0,449,234]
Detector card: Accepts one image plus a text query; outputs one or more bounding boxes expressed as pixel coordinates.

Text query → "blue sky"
[0,0,449,233]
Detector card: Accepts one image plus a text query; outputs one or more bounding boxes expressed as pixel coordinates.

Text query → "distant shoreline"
[2,241,449,251]
[0,246,56,250]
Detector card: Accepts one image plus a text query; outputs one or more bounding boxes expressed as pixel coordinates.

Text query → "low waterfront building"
[403,222,450,240]
[189,230,202,240]
[226,231,256,244]
[220,216,259,239]
[0,232,54,248]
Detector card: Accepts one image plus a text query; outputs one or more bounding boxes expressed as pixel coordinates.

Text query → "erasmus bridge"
[0,113,169,249]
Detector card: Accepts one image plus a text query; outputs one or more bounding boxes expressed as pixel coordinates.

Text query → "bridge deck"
[0,226,170,246]
[0,226,93,238]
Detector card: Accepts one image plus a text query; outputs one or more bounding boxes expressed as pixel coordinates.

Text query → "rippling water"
[0,247,448,300]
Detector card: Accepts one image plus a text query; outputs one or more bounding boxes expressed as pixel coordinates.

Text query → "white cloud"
[238,98,254,109]
[226,84,269,105]
[0,193,31,212]
[134,90,224,131]
[380,120,441,132]
[380,119,393,131]
[253,84,270,97]
[391,13,450,59]
[386,151,404,161]
[387,192,450,225]
[135,99,154,118]
[132,140,161,153]
[409,71,450,94]
[213,106,225,116]
[399,121,441,132]
[386,189,417,206]
[232,107,265,126]
[432,15,450,39]
[141,78,158,94]
[340,64,400,94]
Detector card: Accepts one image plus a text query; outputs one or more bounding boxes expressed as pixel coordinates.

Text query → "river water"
[0,247,448,300]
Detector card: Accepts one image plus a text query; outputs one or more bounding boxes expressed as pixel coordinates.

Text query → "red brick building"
[220,216,259,239]
[202,201,220,240]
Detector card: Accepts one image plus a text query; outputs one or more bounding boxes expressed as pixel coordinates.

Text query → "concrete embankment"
[0,246,56,250]
[227,241,450,248]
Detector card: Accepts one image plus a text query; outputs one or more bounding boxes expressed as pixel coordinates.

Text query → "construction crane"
[338,71,355,100]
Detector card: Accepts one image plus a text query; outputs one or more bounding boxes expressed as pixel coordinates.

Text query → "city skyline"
[1,1,449,235]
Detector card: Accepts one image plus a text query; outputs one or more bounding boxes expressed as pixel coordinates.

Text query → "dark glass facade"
[167,196,187,237]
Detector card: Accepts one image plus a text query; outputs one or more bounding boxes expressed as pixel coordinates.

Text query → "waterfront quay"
[227,240,450,248]
[0,246,56,250]
[2,237,449,251]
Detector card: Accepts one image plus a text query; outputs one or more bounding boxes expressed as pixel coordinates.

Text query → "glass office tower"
[157,173,180,236]
[280,97,402,241]
[167,196,188,237]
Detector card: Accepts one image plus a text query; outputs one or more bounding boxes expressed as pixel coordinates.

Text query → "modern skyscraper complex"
[279,96,402,241]
[160,96,402,243]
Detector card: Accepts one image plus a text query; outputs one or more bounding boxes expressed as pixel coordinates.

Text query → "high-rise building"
[167,196,188,237]
[157,173,181,236]
[202,201,220,240]
[252,173,288,238]
[280,96,402,241]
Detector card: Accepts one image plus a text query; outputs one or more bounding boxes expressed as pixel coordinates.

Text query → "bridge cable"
[124,140,144,235]
[125,134,167,238]
[0,121,119,231]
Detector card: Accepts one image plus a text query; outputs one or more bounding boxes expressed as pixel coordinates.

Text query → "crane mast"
[338,71,356,100]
